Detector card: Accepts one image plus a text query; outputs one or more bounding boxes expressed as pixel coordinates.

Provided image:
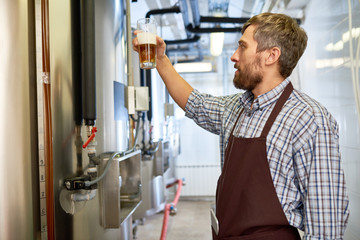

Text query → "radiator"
[175,165,221,196]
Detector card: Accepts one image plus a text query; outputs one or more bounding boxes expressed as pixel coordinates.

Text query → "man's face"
[231,25,263,91]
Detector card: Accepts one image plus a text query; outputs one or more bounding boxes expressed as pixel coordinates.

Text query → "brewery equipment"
[0,0,180,239]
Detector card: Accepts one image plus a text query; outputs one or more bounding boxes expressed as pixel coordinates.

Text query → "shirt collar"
[240,78,291,113]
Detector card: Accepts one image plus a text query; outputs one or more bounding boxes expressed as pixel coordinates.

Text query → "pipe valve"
[170,204,177,216]
[64,175,92,191]
[83,126,97,148]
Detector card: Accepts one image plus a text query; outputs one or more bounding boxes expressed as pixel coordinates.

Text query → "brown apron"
[213,83,300,240]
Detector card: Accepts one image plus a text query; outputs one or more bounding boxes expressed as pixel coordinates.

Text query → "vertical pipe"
[41,0,55,238]
[140,68,145,86]
[179,0,191,38]
[126,0,134,86]
[145,70,153,122]
[28,0,41,236]
[189,0,201,27]
[126,0,134,150]
[71,0,84,175]
[71,0,83,126]
[81,0,96,126]
[165,88,170,104]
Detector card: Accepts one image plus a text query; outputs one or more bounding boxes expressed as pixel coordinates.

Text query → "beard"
[233,55,263,91]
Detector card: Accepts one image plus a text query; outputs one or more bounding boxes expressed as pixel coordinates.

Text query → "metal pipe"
[126,0,134,86]
[178,0,191,38]
[84,151,121,187]
[167,47,193,53]
[186,24,242,33]
[164,35,201,45]
[199,16,249,24]
[41,0,55,238]
[81,0,96,126]
[145,70,153,121]
[170,56,204,64]
[123,112,142,155]
[144,141,160,155]
[71,190,97,202]
[189,0,201,26]
[145,5,181,18]
[75,125,83,175]
[71,0,83,126]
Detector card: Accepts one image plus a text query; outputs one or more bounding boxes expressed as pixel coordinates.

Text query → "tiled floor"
[134,199,214,240]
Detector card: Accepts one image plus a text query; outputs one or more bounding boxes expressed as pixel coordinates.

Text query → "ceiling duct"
[144,0,248,61]
[145,5,181,18]
[144,0,304,61]
[144,3,200,45]
[144,0,248,39]
[144,2,203,63]
[185,0,246,33]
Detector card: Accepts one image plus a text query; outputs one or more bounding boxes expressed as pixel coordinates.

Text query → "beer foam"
[137,32,156,45]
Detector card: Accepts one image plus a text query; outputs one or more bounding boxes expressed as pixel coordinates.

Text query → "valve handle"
[82,127,97,148]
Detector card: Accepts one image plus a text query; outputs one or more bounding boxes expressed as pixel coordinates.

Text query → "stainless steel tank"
[49,0,135,239]
[0,0,177,239]
[0,0,39,239]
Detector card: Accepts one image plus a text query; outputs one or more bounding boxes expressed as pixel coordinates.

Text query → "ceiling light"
[210,32,224,56]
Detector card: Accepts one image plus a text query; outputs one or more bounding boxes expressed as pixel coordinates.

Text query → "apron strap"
[229,108,244,137]
[260,82,293,138]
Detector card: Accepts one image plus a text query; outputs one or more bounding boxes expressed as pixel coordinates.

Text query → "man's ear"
[265,47,281,65]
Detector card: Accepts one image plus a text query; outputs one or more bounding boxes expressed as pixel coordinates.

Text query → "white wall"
[175,70,223,196]
[300,0,360,239]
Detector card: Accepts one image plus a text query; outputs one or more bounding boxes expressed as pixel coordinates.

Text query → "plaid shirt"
[185,78,349,239]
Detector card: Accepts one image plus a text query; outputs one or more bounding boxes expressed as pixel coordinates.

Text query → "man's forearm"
[156,55,193,110]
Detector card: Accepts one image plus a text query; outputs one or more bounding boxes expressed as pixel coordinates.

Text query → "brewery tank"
[0,0,179,239]
[50,0,135,239]
[0,0,39,239]
[1,0,139,239]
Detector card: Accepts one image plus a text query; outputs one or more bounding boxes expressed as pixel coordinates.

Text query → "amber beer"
[137,18,157,69]
[138,32,157,69]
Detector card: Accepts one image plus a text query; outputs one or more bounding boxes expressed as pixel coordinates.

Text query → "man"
[133,12,349,239]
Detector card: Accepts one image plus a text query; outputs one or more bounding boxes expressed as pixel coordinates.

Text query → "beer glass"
[137,18,157,69]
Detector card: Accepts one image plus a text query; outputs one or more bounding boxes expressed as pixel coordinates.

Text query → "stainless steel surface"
[99,150,142,228]
[133,159,154,219]
[133,158,166,220]
[151,175,166,212]
[120,216,134,240]
[119,151,142,196]
[164,126,180,185]
[0,0,39,239]
[119,151,142,223]
[94,0,129,153]
[49,0,76,238]
[49,0,131,238]
[154,140,170,176]
[100,155,121,228]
